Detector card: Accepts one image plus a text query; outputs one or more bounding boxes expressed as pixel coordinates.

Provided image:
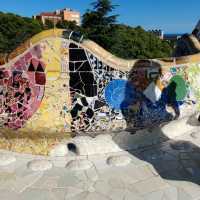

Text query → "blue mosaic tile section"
[104,79,136,110]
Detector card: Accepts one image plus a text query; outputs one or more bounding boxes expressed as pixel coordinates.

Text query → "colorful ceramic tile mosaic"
[0,30,200,133]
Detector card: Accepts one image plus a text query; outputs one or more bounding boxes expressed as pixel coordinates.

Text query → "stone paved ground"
[1,127,200,199]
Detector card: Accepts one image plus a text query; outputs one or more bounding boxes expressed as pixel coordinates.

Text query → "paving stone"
[170,141,193,152]
[57,171,88,190]
[0,176,16,191]
[99,164,155,186]
[86,192,110,200]
[94,180,112,195]
[50,144,68,157]
[162,194,174,200]
[184,165,200,179]
[88,154,108,170]
[51,159,67,168]
[132,176,169,195]
[12,172,43,193]
[107,155,132,166]
[0,189,20,200]
[143,190,164,200]
[85,167,99,182]
[0,157,30,175]
[74,170,89,182]
[51,188,67,200]
[87,185,96,193]
[140,148,177,162]
[143,186,178,200]
[43,166,87,187]
[159,143,180,158]
[51,156,76,167]
[126,182,143,194]
[167,180,200,199]
[124,164,155,182]
[188,152,200,160]
[66,191,110,200]
[1,128,200,199]
[113,129,161,150]
[147,164,159,176]
[0,154,16,166]
[31,175,60,189]
[97,166,132,187]
[0,171,16,182]
[43,166,72,177]
[190,132,200,139]
[15,160,42,178]
[65,191,89,200]
[108,177,125,189]
[126,152,149,166]
[28,160,53,171]
[177,188,193,200]
[179,152,190,160]
[151,160,180,174]
[161,117,195,139]
[108,188,127,200]
[124,190,144,200]
[64,186,84,199]
[19,188,55,200]
[66,159,93,171]
[163,186,178,200]
[139,149,166,161]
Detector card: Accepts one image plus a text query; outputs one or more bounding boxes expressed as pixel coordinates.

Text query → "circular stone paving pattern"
[107,155,132,167]
[104,79,136,110]
[28,159,53,171]
[65,159,93,171]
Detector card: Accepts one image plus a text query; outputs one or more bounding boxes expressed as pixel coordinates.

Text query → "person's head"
[129,60,162,92]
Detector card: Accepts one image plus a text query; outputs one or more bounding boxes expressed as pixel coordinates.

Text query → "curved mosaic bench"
[0,28,200,135]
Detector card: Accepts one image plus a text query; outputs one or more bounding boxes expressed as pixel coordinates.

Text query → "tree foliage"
[0,12,43,53]
[82,0,172,59]
[56,20,81,32]
[82,0,118,28]
[0,0,173,58]
[44,19,54,29]
[109,25,172,59]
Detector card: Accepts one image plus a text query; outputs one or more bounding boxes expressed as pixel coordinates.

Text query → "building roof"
[40,12,58,17]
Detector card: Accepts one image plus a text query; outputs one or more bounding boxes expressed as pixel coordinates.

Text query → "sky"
[0,0,200,33]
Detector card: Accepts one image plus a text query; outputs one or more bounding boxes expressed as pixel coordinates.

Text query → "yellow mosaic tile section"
[40,37,62,79]
[30,29,64,45]
[22,78,71,134]
[22,37,71,134]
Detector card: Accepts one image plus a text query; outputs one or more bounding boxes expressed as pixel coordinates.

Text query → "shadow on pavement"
[117,60,200,185]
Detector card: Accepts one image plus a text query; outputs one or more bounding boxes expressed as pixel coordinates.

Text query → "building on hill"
[33,8,81,26]
[163,33,183,42]
[148,29,164,39]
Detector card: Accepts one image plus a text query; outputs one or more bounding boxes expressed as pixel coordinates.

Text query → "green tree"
[82,0,172,59]
[56,20,79,31]
[44,19,54,29]
[107,24,172,59]
[82,0,118,50]
[82,0,118,28]
[0,6,173,59]
[0,12,43,54]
